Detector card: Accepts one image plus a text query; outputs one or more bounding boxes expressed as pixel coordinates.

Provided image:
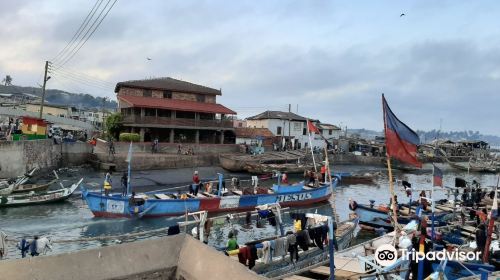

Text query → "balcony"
[122,115,233,129]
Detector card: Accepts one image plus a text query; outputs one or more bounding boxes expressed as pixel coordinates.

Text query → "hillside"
[0,84,117,109]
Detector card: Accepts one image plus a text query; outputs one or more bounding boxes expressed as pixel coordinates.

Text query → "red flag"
[433,165,443,187]
[307,120,320,134]
[383,95,422,168]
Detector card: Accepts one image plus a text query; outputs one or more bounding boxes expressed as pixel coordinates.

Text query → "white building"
[246,111,335,149]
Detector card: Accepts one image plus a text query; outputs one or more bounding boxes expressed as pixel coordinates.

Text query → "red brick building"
[117,77,236,143]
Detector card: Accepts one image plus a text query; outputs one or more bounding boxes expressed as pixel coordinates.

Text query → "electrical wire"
[49,65,115,88]
[51,0,104,64]
[53,0,118,68]
[51,72,112,92]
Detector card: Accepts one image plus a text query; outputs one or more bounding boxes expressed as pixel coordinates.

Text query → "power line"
[54,0,118,68]
[49,64,115,87]
[51,0,104,64]
[50,71,113,92]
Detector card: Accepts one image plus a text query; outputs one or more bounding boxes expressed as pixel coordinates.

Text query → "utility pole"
[39,61,50,119]
[288,104,291,148]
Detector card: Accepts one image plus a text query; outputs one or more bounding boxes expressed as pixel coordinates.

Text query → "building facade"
[117,77,236,143]
[246,111,331,149]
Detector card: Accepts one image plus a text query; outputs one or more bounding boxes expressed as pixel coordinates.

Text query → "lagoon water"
[1,163,498,259]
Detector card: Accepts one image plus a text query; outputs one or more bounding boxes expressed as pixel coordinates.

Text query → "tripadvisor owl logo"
[374,244,398,267]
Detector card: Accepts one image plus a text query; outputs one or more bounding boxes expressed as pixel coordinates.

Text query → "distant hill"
[0,84,117,109]
[347,128,500,147]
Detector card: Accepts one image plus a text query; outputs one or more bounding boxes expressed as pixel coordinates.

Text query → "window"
[277,126,282,135]
[163,91,172,99]
[143,89,152,97]
[303,128,307,135]
[238,123,243,127]
[196,95,205,102]
[329,129,332,135]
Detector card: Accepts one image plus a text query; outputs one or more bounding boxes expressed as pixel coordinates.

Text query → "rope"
[4,226,171,244]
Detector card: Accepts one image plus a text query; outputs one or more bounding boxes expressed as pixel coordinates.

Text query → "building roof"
[235,127,274,138]
[115,77,221,95]
[317,123,341,130]
[246,111,308,122]
[119,95,236,115]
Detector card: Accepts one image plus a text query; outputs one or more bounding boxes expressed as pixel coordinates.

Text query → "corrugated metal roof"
[119,95,236,115]
[115,77,221,95]
[246,111,308,121]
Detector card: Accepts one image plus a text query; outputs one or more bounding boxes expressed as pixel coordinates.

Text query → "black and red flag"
[382,94,422,168]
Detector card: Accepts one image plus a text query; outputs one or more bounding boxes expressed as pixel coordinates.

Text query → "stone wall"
[330,153,385,166]
[96,141,240,154]
[0,140,91,178]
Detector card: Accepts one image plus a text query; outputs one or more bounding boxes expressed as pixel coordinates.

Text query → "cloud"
[1,0,500,135]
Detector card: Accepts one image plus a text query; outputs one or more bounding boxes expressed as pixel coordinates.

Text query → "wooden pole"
[39,61,49,119]
[387,157,399,235]
[483,174,499,263]
[328,216,335,280]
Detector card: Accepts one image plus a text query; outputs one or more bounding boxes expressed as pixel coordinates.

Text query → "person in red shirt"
[281,173,288,184]
[190,171,200,195]
[320,164,326,183]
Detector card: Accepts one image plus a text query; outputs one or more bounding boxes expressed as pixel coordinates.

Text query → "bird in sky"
[146,57,152,61]
[400,13,405,17]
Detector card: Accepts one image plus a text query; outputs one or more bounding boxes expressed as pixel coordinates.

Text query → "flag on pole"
[307,119,320,134]
[433,165,443,187]
[382,94,422,168]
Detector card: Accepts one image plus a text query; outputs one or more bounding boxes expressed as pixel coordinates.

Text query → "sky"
[1,0,500,135]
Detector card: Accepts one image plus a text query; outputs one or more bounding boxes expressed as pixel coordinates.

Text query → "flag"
[433,165,443,187]
[307,119,320,134]
[382,94,422,168]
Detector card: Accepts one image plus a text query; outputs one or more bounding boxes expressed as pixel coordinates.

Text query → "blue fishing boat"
[80,175,338,218]
[352,201,448,230]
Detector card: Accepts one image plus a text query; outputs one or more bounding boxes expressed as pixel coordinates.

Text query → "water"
[1,163,498,260]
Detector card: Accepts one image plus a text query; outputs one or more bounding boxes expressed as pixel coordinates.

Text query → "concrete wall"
[96,141,240,154]
[0,140,91,178]
[95,153,221,171]
[0,234,264,280]
[330,153,385,166]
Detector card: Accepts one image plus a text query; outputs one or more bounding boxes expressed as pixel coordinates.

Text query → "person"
[152,138,159,154]
[104,170,112,196]
[476,224,487,255]
[419,191,428,211]
[281,173,288,184]
[84,131,88,141]
[17,237,30,258]
[226,232,238,251]
[89,137,97,153]
[29,236,39,257]
[108,139,115,156]
[191,171,200,195]
[177,144,182,154]
[121,172,128,196]
[320,164,326,183]
[129,192,137,206]
[308,170,315,185]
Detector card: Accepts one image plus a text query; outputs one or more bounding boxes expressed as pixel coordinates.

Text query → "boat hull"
[81,181,336,218]
[219,154,246,172]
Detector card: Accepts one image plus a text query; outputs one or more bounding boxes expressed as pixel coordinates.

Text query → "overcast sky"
[1,1,500,135]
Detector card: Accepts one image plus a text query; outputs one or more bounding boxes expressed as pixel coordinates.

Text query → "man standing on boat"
[121,172,128,196]
[191,171,200,195]
[104,170,112,196]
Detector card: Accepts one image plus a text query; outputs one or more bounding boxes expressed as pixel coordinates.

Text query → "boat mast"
[483,174,499,263]
[307,120,317,172]
[126,142,133,195]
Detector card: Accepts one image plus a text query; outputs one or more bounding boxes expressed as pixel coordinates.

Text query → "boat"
[11,179,56,194]
[351,200,449,230]
[0,178,83,207]
[244,162,313,174]
[334,172,377,185]
[446,158,497,173]
[219,154,247,172]
[253,217,360,279]
[80,177,338,218]
[0,168,39,195]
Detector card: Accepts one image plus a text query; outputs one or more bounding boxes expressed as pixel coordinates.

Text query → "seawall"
[0,140,91,178]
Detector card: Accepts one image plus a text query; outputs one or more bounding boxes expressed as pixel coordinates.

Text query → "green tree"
[105,113,123,140]
[2,75,12,86]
